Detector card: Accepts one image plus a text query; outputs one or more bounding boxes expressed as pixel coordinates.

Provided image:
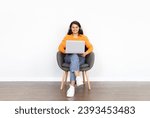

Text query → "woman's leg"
[64,54,85,97]
[70,54,86,86]
[64,54,76,97]
[70,54,85,86]
[70,72,76,86]
[70,54,80,80]
[65,54,85,82]
[74,55,85,77]
[64,54,76,86]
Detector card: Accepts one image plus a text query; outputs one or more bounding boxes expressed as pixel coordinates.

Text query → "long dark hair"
[67,21,84,35]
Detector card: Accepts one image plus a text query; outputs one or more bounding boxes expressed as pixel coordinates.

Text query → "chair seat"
[62,63,89,68]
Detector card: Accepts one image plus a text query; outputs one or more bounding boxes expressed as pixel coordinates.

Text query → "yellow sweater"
[58,34,93,54]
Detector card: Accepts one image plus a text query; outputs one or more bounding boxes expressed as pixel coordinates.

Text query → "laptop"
[65,40,85,54]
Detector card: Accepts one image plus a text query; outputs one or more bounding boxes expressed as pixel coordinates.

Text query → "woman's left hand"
[81,52,87,57]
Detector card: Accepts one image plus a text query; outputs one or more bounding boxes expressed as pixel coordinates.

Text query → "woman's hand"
[81,52,87,57]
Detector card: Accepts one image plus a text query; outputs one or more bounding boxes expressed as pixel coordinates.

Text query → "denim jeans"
[64,54,85,81]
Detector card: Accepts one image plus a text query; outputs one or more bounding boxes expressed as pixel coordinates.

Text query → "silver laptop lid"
[66,40,85,54]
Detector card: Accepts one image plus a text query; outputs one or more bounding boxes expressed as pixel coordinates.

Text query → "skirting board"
[0,76,150,81]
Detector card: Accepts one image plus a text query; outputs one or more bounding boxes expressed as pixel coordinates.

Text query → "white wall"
[0,0,150,81]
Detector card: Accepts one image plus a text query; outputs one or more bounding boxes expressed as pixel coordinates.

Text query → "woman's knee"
[70,54,79,61]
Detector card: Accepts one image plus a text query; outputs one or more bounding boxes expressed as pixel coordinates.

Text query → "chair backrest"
[86,52,95,69]
[57,52,65,69]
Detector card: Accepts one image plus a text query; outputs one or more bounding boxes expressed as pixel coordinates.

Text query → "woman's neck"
[72,33,79,38]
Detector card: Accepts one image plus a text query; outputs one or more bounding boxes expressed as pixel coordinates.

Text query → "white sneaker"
[76,76,83,86]
[67,85,75,97]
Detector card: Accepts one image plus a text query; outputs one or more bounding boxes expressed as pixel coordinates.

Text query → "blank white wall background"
[0,0,150,81]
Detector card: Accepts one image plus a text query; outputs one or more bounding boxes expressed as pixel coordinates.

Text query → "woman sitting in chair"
[58,21,93,97]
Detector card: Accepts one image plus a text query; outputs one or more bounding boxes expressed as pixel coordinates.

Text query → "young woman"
[58,21,93,97]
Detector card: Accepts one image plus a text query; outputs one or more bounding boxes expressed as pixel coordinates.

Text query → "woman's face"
[71,24,79,34]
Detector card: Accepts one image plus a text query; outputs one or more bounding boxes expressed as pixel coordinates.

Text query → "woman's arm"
[84,36,93,55]
[58,37,66,53]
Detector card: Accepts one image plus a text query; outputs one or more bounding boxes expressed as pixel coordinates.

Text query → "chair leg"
[65,71,68,84]
[82,71,86,84]
[60,71,68,90]
[85,71,91,90]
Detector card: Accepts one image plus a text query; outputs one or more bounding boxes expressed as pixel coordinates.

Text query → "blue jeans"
[64,54,85,81]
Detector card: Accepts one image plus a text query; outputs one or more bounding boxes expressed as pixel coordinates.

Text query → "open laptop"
[65,40,85,54]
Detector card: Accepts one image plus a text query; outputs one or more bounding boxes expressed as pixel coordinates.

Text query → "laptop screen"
[65,40,85,54]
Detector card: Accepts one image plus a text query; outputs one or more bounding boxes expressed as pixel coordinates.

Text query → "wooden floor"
[0,81,150,101]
